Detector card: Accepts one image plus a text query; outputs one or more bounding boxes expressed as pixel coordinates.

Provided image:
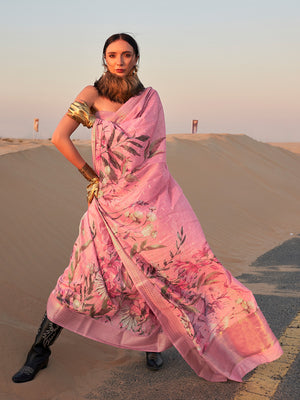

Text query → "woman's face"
[104,39,138,77]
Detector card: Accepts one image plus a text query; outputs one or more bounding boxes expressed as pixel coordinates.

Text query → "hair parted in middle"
[102,32,141,67]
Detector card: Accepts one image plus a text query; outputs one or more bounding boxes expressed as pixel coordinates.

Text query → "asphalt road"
[84,236,300,400]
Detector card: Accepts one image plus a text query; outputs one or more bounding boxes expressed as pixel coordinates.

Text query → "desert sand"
[268,142,300,154]
[1,134,300,399]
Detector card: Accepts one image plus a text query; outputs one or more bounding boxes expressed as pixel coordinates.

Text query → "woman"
[12,33,282,384]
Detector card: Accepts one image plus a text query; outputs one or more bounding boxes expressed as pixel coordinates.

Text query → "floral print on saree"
[47,88,282,382]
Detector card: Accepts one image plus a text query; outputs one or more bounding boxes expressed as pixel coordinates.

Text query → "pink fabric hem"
[47,292,172,352]
[48,290,283,382]
[229,341,283,381]
[189,309,284,382]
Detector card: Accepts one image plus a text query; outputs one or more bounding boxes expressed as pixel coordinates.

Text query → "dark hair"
[93,33,144,102]
[102,33,140,65]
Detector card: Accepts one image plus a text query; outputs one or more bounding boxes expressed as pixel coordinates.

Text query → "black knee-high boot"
[12,313,63,383]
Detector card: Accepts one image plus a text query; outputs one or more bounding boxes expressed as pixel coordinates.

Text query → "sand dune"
[166,134,300,272]
[1,134,300,399]
[268,142,300,154]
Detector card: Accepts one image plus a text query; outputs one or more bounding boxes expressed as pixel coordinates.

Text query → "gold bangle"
[78,163,98,181]
[87,177,100,204]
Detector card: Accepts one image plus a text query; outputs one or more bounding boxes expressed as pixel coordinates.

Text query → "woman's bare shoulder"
[75,85,99,107]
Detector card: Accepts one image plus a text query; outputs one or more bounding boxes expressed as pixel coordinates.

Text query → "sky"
[0,0,299,142]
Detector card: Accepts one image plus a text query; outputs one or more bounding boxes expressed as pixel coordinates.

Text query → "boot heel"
[40,359,49,370]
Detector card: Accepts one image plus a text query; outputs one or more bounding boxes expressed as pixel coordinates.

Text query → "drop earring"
[132,65,138,75]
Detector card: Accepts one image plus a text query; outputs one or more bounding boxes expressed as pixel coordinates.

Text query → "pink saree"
[47,87,282,382]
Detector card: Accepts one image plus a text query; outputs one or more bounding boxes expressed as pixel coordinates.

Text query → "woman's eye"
[108,54,115,58]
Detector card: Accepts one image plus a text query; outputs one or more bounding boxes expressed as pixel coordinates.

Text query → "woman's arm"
[51,85,98,169]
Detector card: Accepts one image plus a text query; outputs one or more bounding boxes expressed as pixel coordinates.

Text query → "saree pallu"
[47,87,282,382]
